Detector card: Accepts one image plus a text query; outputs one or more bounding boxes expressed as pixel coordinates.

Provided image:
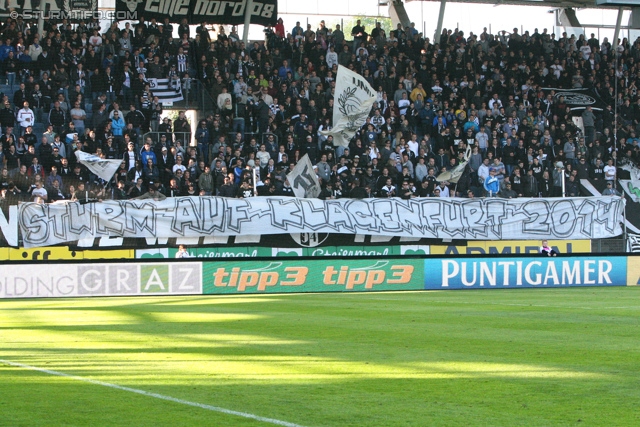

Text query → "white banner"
[17,196,624,248]
[75,151,122,182]
[286,154,321,198]
[620,163,640,203]
[320,65,376,148]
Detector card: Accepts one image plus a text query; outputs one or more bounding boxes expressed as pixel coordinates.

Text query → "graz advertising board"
[0,263,201,298]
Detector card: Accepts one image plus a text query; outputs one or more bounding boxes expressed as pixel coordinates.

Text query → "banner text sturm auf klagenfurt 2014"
[16,196,624,248]
[425,256,628,289]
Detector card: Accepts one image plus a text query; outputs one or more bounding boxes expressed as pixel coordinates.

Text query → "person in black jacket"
[48,100,66,135]
[523,168,539,197]
[104,66,117,105]
[539,170,552,197]
[254,96,271,134]
[0,99,15,130]
[90,68,105,100]
[218,175,237,197]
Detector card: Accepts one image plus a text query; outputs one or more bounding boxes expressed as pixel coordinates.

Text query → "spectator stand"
[0,13,636,254]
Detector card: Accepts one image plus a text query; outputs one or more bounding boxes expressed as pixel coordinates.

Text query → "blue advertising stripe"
[424,256,628,290]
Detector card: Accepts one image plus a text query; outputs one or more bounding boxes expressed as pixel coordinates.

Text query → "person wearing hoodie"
[111,110,126,147]
[483,167,500,197]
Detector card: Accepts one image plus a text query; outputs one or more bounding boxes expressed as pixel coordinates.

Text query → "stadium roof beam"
[401,0,638,46]
[555,8,582,28]
[389,0,413,33]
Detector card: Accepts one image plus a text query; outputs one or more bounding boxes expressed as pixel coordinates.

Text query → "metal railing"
[166,79,217,113]
[141,131,193,149]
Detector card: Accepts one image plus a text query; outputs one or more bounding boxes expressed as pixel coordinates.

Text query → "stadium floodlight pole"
[612,6,624,55]
[242,0,254,44]
[38,1,44,40]
[614,24,620,173]
[434,0,446,44]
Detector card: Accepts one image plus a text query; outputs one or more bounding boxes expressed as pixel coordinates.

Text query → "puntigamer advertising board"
[424,256,628,289]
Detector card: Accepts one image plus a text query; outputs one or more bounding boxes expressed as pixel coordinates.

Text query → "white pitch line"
[0,359,306,427]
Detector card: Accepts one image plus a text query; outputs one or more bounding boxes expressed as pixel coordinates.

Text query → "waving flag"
[74,151,121,182]
[287,154,321,198]
[321,65,376,148]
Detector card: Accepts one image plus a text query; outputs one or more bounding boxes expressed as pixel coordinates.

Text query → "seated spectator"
[499,182,518,199]
[602,181,621,196]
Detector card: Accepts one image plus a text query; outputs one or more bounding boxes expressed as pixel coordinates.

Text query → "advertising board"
[1,255,637,299]
[0,263,201,298]
[424,256,628,289]
[137,245,430,259]
[430,240,591,255]
[202,259,423,294]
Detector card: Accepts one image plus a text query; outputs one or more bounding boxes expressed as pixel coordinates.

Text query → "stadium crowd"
[0,14,635,210]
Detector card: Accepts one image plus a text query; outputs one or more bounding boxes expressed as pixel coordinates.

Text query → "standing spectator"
[198,165,214,195]
[351,20,366,53]
[4,50,17,90]
[483,167,500,197]
[16,101,34,137]
[173,111,192,142]
[140,141,157,166]
[111,110,126,147]
[604,159,616,182]
[523,168,539,197]
[69,100,86,135]
[581,106,595,144]
[48,101,67,136]
[125,104,146,135]
[104,66,117,105]
[195,120,211,164]
[552,162,564,197]
[119,63,135,107]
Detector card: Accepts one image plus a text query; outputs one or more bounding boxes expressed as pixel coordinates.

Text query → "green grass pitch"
[1,288,640,426]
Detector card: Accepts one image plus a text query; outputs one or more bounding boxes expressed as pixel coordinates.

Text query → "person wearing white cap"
[483,167,500,197]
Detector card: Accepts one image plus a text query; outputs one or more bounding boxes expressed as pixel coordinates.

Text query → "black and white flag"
[321,65,376,148]
[75,151,122,182]
[541,87,608,112]
[286,154,321,198]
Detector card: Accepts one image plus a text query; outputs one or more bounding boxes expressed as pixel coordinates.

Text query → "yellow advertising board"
[82,249,134,260]
[430,240,592,255]
[7,247,83,261]
[2,247,134,261]
[626,256,640,286]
